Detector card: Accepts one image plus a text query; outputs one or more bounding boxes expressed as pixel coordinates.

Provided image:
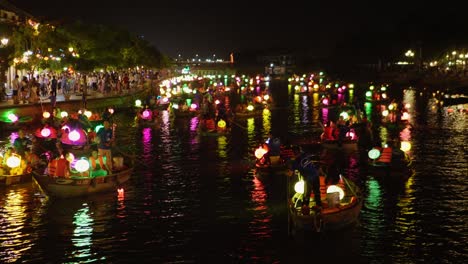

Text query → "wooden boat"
[321,139,358,152]
[287,174,363,235]
[137,118,159,127]
[33,162,133,199]
[0,172,32,186]
[366,147,413,180]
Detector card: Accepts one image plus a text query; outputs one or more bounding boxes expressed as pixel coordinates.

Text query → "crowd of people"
[4,69,161,105]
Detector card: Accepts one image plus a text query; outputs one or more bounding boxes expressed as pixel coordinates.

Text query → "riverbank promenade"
[0,91,108,110]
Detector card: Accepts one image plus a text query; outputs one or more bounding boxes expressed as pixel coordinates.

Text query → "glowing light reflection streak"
[71,204,96,261]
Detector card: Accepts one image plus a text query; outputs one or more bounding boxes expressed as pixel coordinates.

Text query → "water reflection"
[0,189,31,263]
[70,203,95,262]
[0,80,466,263]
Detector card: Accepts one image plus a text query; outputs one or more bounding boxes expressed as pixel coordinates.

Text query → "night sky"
[10,0,467,60]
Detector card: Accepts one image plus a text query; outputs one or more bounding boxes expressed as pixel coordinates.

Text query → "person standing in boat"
[13,129,32,157]
[97,121,114,171]
[288,146,324,214]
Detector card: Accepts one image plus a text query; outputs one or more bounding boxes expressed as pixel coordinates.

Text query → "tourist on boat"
[97,121,114,171]
[320,120,336,141]
[337,120,351,147]
[48,153,71,178]
[88,150,108,177]
[102,107,113,121]
[267,134,281,157]
[288,145,325,214]
[23,149,41,169]
[215,101,229,128]
[13,129,32,156]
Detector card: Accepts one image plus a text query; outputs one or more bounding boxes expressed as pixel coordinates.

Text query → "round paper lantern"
[7,155,21,168]
[41,128,51,137]
[66,153,75,163]
[294,180,305,194]
[368,148,381,160]
[43,111,51,118]
[327,185,345,200]
[135,99,142,107]
[217,119,226,128]
[7,113,18,122]
[75,158,90,172]
[254,146,268,159]
[68,130,80,141]
[142,110,151,119]
[246,105,254,111]
[401,141,411,152]
[60,111,68,118]
[108,108,114,114]
[84,110,92,118]
[322,98,329,105]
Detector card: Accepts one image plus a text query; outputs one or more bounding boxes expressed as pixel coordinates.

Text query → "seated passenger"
[88,150,108,177]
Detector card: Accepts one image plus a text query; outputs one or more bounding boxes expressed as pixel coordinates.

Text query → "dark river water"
[0,80,467,263]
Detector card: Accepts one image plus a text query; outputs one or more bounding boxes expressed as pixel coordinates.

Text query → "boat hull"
[0,173,32,186]
[321,140,358,152]
[33,167,133,198]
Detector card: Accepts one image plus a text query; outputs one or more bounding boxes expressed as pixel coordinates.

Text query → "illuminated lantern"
[84,110,92,118]
[327,185,345,200]
[60,111,68,118]
[118,188,125,200]
[75,158,90,172]
[368,148,381,160]
[68,130,80,141]
[6,155,21,168]
[66,153,75,163]
[95,124,104,133]
[339,111,349,120]
[401,112,410,121]
[263,94,269,101]
[41,127,51,137]
[142,110,151,119]
[365,91,372,97]
[215,99,220,105]
[162,97,169,103]
[172,104,179,109]
[246,105,254,111]
[7,113,18,122]
[322,98,329,105]
[108,108,114,114]
[294,180,305,194]
[135,99,142,107]
[346,130,356,140]
[382,110,389,117]
[190,103,198,110]
[217,119,226,128]
[401,141,411,152]
[43,111,51,118]
[254,146,268,159]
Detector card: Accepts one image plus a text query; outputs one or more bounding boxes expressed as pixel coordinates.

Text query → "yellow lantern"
[6,154,21,168]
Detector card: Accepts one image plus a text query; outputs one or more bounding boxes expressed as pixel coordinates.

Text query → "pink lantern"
[142,110,151,119]
[322,98,329,105]
[68,130,80,141]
